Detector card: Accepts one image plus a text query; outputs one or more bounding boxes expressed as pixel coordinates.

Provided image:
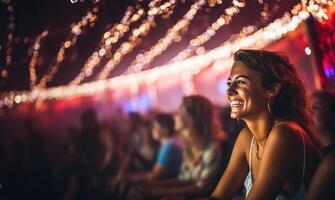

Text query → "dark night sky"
[0,0,300,92]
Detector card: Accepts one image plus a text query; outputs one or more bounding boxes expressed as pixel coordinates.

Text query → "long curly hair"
[181,95,220,150]
[233,49,316,142]
[312,90,335,137]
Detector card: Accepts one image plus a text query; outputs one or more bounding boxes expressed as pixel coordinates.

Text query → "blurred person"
[78,108,101,162]
[118,113,183,200]
[1,140,30,198]
[131,119,159,172]
[127,113,183,182]
[125,112,144,156]
[64,126,124,200]
[307,90,335,200]
[138,95,223,200]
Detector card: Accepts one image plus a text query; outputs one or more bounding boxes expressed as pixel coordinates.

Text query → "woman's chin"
[230,112,240,119]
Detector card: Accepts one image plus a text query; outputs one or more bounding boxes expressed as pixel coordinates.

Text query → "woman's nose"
[226,83,237,96]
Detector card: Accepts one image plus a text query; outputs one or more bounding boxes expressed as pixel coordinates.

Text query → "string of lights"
[1,0,15,80]
[0,3,311,108]
[209,1,303,68]
[167,0,246,64]
[211,14,310,72]
[170,0,285,64]
[125,0,207,75]
[29,31,49,90]
[98,0,177,80]
[69,3,145,86]
[306,0,335,21]
[34,0,101,90]
[0,0,334,109]
[179,0,299,96]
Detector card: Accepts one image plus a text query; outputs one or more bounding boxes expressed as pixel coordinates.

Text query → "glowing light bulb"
[304,46,312,55]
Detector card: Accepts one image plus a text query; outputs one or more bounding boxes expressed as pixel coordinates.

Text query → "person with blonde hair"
[140,95,223,199]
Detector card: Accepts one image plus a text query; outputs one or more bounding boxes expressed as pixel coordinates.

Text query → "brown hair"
[181,95,219,150]
[153,113,175,137]
[234,49,316,143]
[312,90,335,136]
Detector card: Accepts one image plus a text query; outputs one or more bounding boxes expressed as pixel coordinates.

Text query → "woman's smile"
[226,61,269,119]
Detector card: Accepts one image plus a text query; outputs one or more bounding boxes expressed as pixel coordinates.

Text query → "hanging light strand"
[168,0,246,64]
[35,0,101,90]
[29,31,49,90]
[307,0,335,21]
[124,0,207,75]
[0,3,309,108]
[1,0,15,79]
[2,0,335,109]
[69,4,144,86]
[97,0,177,80]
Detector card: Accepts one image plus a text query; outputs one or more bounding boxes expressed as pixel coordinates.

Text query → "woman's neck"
[160,137,169,144]
[188,146,203,161]
[244,113,273,144]
[181,129,205,158]
[320,132,335,148]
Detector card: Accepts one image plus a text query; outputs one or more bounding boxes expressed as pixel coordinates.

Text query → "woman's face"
[152,121,163,141]
[174,105,189,135]
[310,96,327,132]
[226,61,269,119]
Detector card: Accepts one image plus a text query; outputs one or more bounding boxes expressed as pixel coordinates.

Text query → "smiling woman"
[205,49,320,200]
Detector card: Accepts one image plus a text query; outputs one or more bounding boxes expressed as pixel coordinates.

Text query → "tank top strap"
[273,121,288,128]
[298,128,306,182]
[249,136,255,171]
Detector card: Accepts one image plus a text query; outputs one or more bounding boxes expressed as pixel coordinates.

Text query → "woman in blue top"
[116,113,183,199]
[126,113,183,181]
[208,49,320,200]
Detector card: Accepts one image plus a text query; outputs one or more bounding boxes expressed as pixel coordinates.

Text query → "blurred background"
[0,0,334,199]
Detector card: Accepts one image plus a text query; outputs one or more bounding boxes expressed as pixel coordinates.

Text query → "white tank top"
[243,122,306,199]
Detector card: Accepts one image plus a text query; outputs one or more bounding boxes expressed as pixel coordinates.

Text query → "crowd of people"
[0,49,334,200]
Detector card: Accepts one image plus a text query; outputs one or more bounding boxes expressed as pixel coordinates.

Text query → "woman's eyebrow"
[228,75,250,81]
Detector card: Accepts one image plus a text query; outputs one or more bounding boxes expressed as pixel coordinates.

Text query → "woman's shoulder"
[264,121,304,156]
[320,151,335,172]
[270,120,303,140]
[202,141,222,163]
[273,120,301,130]
[234,127,253,154]
[311,151,335,185]
[238,127,253,139]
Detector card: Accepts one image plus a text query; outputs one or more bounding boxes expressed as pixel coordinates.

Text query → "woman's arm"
[307,153,335,200]
[211,128,250,199]
[128,164,166,182]
[149,183,205,197]
[63,176,78,200]
[247,124,302,200]
[132,150,156,169]
[148,177,192,187]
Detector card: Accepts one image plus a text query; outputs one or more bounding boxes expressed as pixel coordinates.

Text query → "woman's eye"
[237,80,245,85]
[312,104,321,111]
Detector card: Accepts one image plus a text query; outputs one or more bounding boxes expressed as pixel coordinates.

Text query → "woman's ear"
[267,82,281,98]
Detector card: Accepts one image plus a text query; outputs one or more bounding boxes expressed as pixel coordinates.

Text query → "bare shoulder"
[238,127,253,140]
[263,121,304,169]
[268,121,319,155]
[235,127,253,150]
[319,152,335,174]
[267,121,302,145]
[307,151,335,199]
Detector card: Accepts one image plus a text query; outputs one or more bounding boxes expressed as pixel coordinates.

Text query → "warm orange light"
[64,40,71,48]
